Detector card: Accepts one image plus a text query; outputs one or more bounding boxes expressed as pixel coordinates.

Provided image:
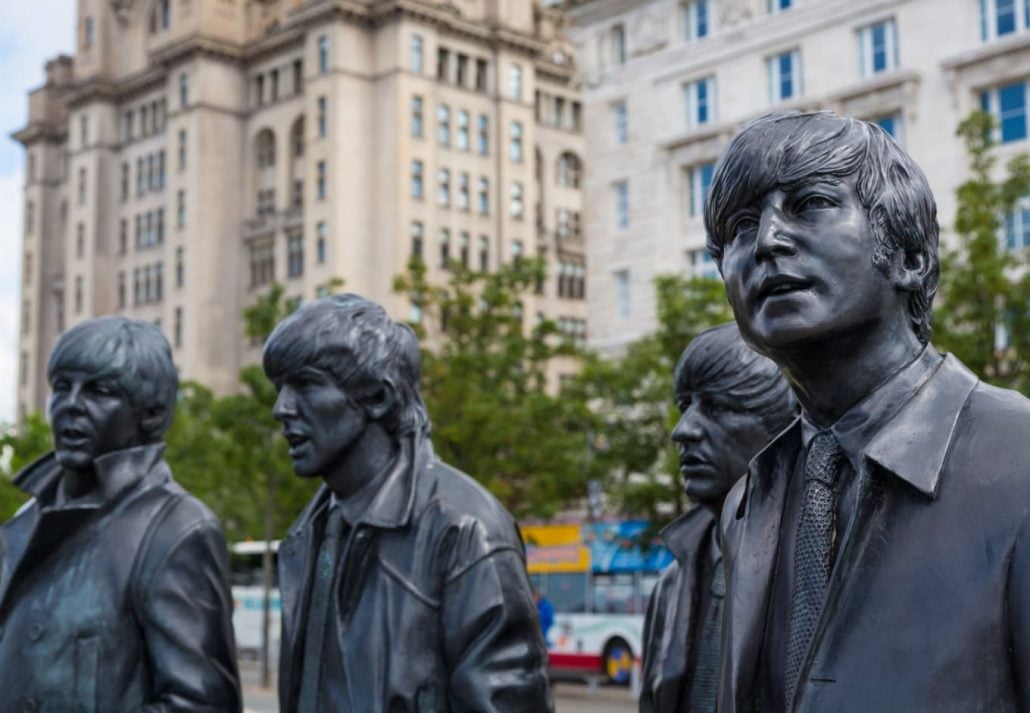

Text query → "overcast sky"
[0,1,75,423]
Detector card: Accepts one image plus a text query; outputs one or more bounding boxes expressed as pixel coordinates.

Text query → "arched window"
[557,152,582,188]
[255,129,276,168]
[290,117,305,159]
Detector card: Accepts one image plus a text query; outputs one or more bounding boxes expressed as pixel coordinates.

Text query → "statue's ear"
[893,249,929,293]
[138,404,167,442]
[365,377,398,423]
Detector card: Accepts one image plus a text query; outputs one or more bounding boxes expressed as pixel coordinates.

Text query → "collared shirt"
[758,346,944,706]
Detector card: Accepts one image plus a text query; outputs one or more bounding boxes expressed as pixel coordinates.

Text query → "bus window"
[592,572,636,614]
[545,572,588,613]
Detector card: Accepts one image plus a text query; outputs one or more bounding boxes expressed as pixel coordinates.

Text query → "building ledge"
[825,68,921,105]
[11,122,67,145]
[940,32,1030,73]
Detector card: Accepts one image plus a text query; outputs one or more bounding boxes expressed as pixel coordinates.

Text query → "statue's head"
[47,317,178,472]
[704,111,939,357]
[671,323,796,508]
[262,294,429,479]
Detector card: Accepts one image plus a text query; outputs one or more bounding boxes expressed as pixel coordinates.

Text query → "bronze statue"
[706,111,1030,712]
[0,317,241,711]
[640,323,795,713]
[263,294,553,712]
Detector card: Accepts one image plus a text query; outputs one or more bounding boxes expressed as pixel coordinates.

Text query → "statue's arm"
[442,546,554,712]
[1010,514,1029,709]
[134,515,242,713]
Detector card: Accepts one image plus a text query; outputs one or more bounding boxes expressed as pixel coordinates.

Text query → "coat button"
[27,623,43,641]
[21,699,37,712]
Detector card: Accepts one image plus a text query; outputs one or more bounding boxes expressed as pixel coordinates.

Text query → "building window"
[84,16,95,49]
[412,159,424,199]
[478,177,489,215]
[439,228,451,267]
[873,113,904,144]
[178,130,187,170]
[457,110,470,150]
[509,63,522,100]
[981,81,1029,143]
[613,102,628,144]
[78,167,87,205]
[257,130,276,168]
[119,219,127,255]
[438,104,451,146]
[177,190,186,228]
[458,172,470,212]
[438,168,451,207]
[135,214,142,248]
[292,179,303,209]
[156,208,165,244]
[459,232,470,267]
[250,241,275,287]
[174,307,183,348]
[479,235,489,271]
[412,95,424,137]
[317,161,327,199]
[611,24,627,65]
[438,48,450,81]
[25,200,34,235]
[319,35,330,74]
[558,152,582,188]
[257,189,275,216]
[157,150,165,189]
[475,59,488,92]
[288,233,304,278]
[981,0,1030,41]
[456,54,469,87]
[118,272,126,308]
[615,269,630,318]
[180,73,189,108]
[509,121,524,162]
[176,246,184,287]
[511,239,524,264]
[270,69,280,103]
[80,115,89,147]
[293,59,303,94]
[768,0,792,12]
[411,221,424,259]
[510,181,524,219]
[76,223,85,257]
[682,0,709,41]
[411,34,424,73]
[858,19,898,78]
[1004,196,1030,250]
[478,114,489,155]
[318,96,328,137]
[615,180,629,229]
[685,76,716,128]
[75,275,83,314]
[687,162,715,217]
[768,49,802,103]
[317,222,327,263]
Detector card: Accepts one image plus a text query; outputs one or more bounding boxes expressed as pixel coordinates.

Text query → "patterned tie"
[687,558,725,713]
[784,431,844,711]
[297,504,346,713]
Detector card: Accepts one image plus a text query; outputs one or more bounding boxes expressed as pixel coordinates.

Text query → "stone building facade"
[568,0,1030,354]
[13,0,587,418]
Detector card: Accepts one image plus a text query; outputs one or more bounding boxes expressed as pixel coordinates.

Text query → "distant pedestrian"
[535,588,555,647]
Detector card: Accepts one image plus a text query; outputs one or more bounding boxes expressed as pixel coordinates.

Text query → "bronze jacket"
[0,444,241,713]
[718,353,1030,713]
[639,506,718,713]
[277,432,553,713]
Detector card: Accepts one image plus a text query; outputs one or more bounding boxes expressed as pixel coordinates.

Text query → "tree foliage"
[394,258,593,519]
[934,111,1030,394]
[0,412,52,521]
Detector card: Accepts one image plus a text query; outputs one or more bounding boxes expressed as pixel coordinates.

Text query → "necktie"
[784,431,843,711]
[297,505,346,713]
[687,558,725,713]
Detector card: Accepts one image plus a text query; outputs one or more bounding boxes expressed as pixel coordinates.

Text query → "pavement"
[240,661,636,713]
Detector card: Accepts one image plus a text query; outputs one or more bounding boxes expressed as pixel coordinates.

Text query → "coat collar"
[660,505,716,566]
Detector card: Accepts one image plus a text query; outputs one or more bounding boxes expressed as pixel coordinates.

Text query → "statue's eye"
[798,194,835,212]
[730,215,759,240]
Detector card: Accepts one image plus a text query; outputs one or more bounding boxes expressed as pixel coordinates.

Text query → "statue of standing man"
[263,294,553,712]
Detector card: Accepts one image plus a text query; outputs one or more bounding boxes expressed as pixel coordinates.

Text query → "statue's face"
[272,365,368,479]
[718,175,894,356]
[670,384,770,507]
[49,369,142,472]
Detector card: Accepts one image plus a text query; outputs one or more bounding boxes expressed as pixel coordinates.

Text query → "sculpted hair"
[704,111,940,344]
[674,323,797,438]
[47,317,179,440]
[262,294,430,436]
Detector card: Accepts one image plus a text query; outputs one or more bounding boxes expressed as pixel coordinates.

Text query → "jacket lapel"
[724,422,800,713]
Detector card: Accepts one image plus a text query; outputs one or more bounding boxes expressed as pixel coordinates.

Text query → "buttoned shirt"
[758,346,944,706]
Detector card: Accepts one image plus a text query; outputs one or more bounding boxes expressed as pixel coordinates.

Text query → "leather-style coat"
[639,506,718,713]
[0,444,241,712]
[718,353,1030,713]
[277,433,553,712]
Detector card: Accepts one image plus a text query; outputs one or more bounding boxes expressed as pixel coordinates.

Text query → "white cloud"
[0,1,75,423]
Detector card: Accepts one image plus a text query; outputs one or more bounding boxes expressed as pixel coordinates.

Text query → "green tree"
[935,111,1030,393]
[0,412,52,521]
[570,275,733,527]
[395,257,593,519]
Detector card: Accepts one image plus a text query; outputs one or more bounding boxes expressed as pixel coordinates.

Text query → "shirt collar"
[800,348,978,499]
